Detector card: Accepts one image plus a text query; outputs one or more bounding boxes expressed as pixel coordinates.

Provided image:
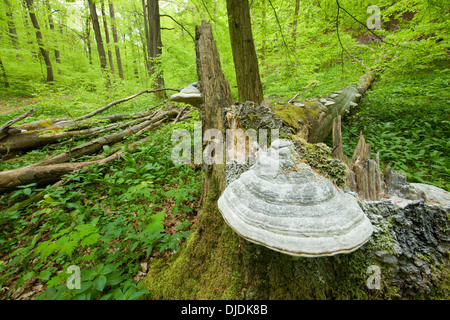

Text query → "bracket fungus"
[170,82,202,108]
[218,139,373,257]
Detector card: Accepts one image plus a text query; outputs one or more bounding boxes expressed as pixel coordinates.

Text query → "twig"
[173,106,188,124]
[160,14,195,41]
[335,0,395,46]
[74,87,180,121]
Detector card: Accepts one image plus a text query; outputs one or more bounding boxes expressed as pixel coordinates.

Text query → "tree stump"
[144,21,449,300]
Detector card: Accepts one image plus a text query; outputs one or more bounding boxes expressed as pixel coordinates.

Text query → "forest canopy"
[0,0,448,97]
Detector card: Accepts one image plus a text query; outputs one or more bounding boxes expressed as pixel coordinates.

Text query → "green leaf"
[146,211,165,232]
[94,275,107,292]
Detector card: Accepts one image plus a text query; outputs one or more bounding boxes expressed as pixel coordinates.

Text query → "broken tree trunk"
[275,71,376,143]
[0,108,37,140]
[145,22,449,300]
[345,132,384,201]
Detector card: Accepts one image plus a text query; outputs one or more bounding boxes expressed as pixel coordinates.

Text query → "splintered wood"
[333,120,384,201]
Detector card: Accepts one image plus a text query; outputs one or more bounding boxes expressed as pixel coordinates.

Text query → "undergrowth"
[333,70,449,191]
[0,118,203,300]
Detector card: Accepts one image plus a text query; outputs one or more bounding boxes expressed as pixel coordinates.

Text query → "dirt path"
[0,96,39,115]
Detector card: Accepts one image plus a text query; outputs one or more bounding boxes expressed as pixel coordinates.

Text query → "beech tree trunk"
[44,0,61,69]
[141,0,151,74]
[292,0,300,44]
[226,0,264,104]
[88,0,107,72]
[5,0,19,47]
[109,1,124,79]
[101,0,115,76]
[148,0,166,98]
[25,0,54,82]
[0,56,9,88]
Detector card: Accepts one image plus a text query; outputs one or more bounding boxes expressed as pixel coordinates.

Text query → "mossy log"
[274,72,375,143]
[144,21,449,300]
[0,110,180,193]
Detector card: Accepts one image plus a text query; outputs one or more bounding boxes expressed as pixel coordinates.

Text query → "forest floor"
[0,96,38,115]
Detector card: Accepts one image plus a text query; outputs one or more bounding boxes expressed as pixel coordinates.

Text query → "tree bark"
[25,0,54,82]
[141,0,151,74]
[44,0,61,69]
[5,0,19,47]
[0,56,9,88]
[292,0,300,44]
[101,0,115,76]
[226,0,264,104]
[83,13,93,65]
[87,0,107,72]
[109,1,124,79]
[148,0,166,98]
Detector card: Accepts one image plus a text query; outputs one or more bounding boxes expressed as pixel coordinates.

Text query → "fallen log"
[0,150,124,193]
[74,87,180,121]
[274,70,376,143]
[0,108,37,140]
[32,109,179,167]
[0,88,179,153]
[0,108,186,192]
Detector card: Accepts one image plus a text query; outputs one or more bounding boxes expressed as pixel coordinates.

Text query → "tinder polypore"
[218,139,373,257]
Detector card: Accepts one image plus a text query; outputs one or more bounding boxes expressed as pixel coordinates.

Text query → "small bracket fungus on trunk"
[218,139,373,257]
[169,82,202,108]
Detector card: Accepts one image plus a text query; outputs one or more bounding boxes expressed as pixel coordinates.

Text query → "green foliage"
[0,120,203,300]
[337,71,450,191]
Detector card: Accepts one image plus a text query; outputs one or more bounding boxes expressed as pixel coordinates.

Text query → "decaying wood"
[0,108,186,193]
[278,70,376,144]
[332,115,349,166]
[74,87,179,121]
[0,108,37,134]
[0,150,123,193]
[0,88,179,154]
[338,131,384,201]
[33,109,179,167]
[0,108,37,140]
[196,20,234,199]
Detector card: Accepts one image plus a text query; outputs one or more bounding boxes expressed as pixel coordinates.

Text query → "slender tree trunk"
[25,0,54,82]
[141,0,151,75]
[83,13,93,65]
[0,56,10,88]
[109,1,124,79]
[44,0,61,75]
[148,0,166,98]
[5,0,19,47]
[101,0,115,76]
[292,0,300,44]
[226,0,263,104]
[87,0,107,73]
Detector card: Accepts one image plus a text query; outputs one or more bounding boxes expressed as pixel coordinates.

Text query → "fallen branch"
[32,109,179,167]
[0,108,37,139]
[0,150,124,193]
[74,87,180,121]
[0,108,187,193]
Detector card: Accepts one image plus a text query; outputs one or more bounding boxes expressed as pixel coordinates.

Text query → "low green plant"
[0,119,203,300]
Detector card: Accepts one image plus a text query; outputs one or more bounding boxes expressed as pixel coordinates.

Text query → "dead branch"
[74,87,180,121]
[0,108,37,139]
